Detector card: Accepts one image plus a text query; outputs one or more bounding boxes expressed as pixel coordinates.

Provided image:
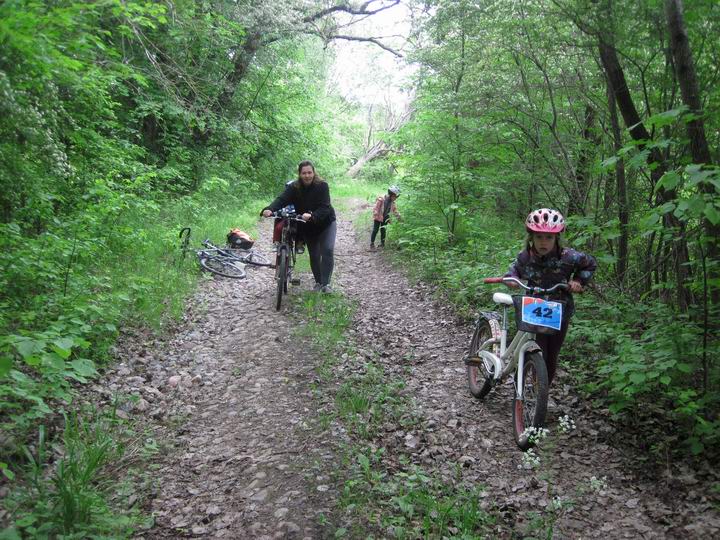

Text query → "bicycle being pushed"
[464,277,568,450]
[265,209,306,310]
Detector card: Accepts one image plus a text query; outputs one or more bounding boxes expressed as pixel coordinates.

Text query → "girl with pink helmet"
[505,208,597,387]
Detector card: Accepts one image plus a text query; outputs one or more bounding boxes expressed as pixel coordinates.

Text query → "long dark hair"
[295,160,324,186]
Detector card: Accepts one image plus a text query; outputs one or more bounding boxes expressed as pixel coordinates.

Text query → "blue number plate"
[521,297,563,331]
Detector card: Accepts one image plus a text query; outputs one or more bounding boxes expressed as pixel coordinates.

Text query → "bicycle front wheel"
[200,256,246,279]
[275,248,288,310]
[466,318,500,400]
[512,351,549,451]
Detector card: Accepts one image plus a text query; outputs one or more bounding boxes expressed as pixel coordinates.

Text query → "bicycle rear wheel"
[466,318,500,400]
[243,250,271,266]
[512,351,549,451]
[200,256,246,279]
[275,247,288,310]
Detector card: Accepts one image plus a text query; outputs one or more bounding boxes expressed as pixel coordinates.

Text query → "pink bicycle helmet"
[525,208,565,233]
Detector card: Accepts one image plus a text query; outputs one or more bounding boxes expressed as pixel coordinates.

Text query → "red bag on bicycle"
[227,228,254,249]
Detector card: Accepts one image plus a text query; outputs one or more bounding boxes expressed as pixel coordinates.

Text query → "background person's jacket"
[372,195,400,222]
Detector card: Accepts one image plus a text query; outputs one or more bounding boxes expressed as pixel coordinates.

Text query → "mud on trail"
[99,200,719,539]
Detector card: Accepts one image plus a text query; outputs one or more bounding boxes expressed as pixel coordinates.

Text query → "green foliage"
[3,413,145,539]
[572,301,720,455]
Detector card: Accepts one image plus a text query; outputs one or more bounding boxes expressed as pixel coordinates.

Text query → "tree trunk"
[607,80,629,285]
[598,37,691,310]
[568,104,596,216]
[665,0,719,306]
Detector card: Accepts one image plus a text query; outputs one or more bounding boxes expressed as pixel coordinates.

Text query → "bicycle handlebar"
[264,212,307,223]
[483,276,569,294]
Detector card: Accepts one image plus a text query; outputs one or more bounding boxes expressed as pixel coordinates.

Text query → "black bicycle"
[267,210,306,310]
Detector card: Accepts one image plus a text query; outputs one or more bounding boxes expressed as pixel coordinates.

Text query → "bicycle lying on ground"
[464,276,568,450]
[178,228,271,279]
[265,210,306,310]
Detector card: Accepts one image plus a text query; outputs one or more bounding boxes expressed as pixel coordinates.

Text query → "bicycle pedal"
[290,278,301,285]
[463,355,481,366]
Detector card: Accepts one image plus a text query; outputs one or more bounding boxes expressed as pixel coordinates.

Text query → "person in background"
[262,161,337,292]
[371,185,401,249]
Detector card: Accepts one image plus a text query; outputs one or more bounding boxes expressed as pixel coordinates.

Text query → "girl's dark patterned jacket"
[505,247,597,318]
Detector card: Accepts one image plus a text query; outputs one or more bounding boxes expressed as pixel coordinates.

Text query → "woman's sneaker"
[321,285,333,294]
[312,282,323,292]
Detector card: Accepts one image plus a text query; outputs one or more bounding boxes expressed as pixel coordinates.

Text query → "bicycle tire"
[512,351,549,451]
[200,256,246,279]
[243,250,271,267]
[466,317,500,400]
[275,247,288,310]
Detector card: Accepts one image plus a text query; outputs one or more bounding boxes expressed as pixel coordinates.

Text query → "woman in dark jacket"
[262,161,337,292]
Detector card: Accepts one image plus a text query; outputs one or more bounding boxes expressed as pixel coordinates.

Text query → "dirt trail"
[102,199,718,539]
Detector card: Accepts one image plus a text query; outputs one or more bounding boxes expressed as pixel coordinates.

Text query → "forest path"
[106,198,718,539]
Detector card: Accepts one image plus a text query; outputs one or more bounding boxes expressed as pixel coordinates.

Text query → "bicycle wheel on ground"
[275,248,288,310]
[512,351,549,451]
[200,256,246,279]
[241,250,271,267]
[466,317,500,400]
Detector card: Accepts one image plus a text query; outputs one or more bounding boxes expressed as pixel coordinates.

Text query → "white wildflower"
[521,426,550,444]
[559,414,576,433]
[589,475,608,493]
[521,448,540,469]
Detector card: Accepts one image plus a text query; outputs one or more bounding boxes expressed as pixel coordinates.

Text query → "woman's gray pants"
[306,221,336,286]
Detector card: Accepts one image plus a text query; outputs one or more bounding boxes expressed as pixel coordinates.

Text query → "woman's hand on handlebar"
[262,209,273,218]
[301,212,312,221]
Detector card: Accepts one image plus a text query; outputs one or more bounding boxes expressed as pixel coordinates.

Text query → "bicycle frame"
[474,277,568,401]
[476,298,539,401]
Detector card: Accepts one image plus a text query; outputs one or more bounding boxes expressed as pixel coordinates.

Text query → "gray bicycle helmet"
[388,185,401,196]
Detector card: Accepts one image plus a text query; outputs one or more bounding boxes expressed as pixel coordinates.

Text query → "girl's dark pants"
[306,221,336,286]
[534,321,569,385]
[371,219,389,245]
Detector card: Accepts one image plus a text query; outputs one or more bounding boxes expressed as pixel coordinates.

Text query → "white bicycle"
[465,277,568,450]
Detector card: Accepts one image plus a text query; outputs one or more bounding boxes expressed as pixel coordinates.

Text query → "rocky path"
[102,199,719,539]
[105,220,341,539]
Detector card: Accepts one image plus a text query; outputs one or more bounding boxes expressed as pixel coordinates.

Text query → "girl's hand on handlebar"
[262,209,273,218]
[302,212,312,221]
[568,280,583,293]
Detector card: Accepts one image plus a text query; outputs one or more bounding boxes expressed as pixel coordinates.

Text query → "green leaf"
[659,376,671,385]
[705,205,720,226]
[689,438,704,455]
[15,339,45,359]
[0,357,11,377]
[654,171,681,193]
[70,358,97,378]
[0,462,14,481]
[51,338,74,359]
[629,372,646,384]
[676,363,693,374]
